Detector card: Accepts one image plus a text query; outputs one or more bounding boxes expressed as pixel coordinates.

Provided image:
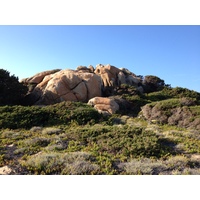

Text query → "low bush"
[42,128,62,135]
[0,105,49,129]
[20,152,99,175]
[0,102,102,129]
[118,158,167,175]
[30,126,43,132]
[141,99,200,129]
[61,125,175,160]
[144,87,200,104]
[23,137,51,147]
[118,155,200,175]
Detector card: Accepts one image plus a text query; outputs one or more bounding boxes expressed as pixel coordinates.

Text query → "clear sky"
[0,25,200,92]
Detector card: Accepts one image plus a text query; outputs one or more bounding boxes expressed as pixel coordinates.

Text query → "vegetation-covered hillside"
[1,68,200,174]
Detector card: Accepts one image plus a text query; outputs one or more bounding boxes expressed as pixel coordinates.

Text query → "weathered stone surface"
[0,165,13,175]
[94,64,143,96]
[25,69,102,105]
[118,71,126,85]
[94,64,121,88]
[120,68,136,76]
[88,97,119,115]
[88,65,95,73]
[76,66,88,71]
[126,75,141,86]
[76,65,95,73]
[21,69,61,84]
[22,64,144,105]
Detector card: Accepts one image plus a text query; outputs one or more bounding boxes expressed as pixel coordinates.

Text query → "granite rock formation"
[21,64,143,106]
[88,97,119,115]
[22,68,101,105]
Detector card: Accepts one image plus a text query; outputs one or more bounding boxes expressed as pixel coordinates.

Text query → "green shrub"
[143,75,165,93]
[141,99,200,129]
[0,69,28,105]
[64,126,174,159]
[0,102,102,129]
[0,105,49,129]
[144,87,200,104]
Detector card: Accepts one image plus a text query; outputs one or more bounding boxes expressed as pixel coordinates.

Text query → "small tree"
[143,75,165,93]
[0,69,28,105]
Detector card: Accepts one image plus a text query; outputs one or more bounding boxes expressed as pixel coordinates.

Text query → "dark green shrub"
[143,75,165,93]
[65,126,174,159]
[0,102,102,129]
[0,105,50,129]
[0,69,28,105]
[144,87,200,104]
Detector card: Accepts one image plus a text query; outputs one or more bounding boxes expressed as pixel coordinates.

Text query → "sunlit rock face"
[94,64,143,96]
[21,64,143,105]
[20,69,61,85]
[22,69,102,105]
[88,97,119,115]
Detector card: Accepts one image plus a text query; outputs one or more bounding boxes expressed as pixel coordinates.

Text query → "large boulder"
[94,64,122,96]
[94,64,143,96]
[88,97,119,115]
[24,69,102,105]
[76,65,95,73]
[94,64,121,88]
[21,69,61,84]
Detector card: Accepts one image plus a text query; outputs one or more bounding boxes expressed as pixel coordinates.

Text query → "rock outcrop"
[23,69,102,105]
[21,69,61,84]
[94,64,143,96]
[22,64,144,106]
[88,97,119,115]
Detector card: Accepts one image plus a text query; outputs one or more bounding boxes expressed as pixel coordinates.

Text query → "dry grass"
[1,130,16,138]
[42,127,62,135]
[118,158,166,175]
[118,155,200,175]
[23,137,51,147]
[30,126,43,132]
[20,151,100,175]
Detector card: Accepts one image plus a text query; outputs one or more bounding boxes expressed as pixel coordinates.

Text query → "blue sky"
[0,25,200,92]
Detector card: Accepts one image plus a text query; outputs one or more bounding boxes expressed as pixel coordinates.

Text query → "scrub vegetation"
[1,69,200,174]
